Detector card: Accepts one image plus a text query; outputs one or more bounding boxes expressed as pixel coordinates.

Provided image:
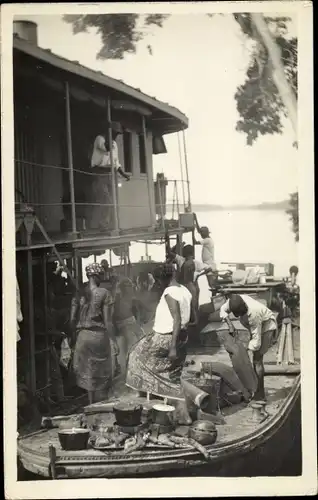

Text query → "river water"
[83,208,298,305]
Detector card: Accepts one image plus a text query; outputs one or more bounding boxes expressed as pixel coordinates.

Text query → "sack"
[60,336,72,369]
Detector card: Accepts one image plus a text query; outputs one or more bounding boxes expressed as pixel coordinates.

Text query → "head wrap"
[85,263,104,278]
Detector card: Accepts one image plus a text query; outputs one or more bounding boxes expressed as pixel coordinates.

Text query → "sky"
[15,13,298,206]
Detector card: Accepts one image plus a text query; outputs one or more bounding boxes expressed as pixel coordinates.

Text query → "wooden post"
[286,323,295,364]
[109,249,112,267]
[142,115,156,227]
[106,97,119,233]
[176,234,182,255]
[26,234,36,395]
[277,323,287,364]
[73,250,80,290]
[157,176,166,231]
[174,180,181,227]
[64,82,77,234]
[123,245,128,276]
[182,129,192,212]
[177,132,186,210]
[42,253,50,399]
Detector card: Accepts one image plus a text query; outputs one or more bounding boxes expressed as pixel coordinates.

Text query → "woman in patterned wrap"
[126,263,193,424]
[70,263,119,404]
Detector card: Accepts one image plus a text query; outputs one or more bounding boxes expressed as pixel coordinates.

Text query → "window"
[138,134,147,174]
[123,131,133,173]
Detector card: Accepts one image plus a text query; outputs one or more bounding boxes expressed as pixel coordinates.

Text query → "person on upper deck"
[126,263,193,424]
[219,294,278,402]
[193,215,217,289]
[90,123,130,231]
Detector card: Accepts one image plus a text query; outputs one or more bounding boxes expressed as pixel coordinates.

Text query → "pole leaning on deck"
[107,97,119,233]
[142,115,156,228]
[65,82,77,234]
[26,233,36,395]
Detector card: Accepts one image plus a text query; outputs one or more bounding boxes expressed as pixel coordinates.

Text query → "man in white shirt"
[89,123,130,230]
[194,216,217,290]
[220,294,277,402]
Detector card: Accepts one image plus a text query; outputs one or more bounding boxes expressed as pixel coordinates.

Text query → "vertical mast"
[65,82,77,234]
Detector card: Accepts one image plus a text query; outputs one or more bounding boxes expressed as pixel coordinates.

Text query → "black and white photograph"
[1,1,316,498]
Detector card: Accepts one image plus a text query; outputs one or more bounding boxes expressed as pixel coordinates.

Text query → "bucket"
[151,403,175,427]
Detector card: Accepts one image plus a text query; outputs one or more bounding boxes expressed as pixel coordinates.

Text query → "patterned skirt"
[125,331,188,401]
[73,328,112,392]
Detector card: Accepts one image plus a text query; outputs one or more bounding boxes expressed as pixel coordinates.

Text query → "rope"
[15,202,150,208]
[15,158,189,184]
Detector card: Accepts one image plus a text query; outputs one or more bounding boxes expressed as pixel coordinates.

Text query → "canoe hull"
[18,377,301,479]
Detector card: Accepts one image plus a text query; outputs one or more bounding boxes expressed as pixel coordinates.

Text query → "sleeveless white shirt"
[153,285,192,334]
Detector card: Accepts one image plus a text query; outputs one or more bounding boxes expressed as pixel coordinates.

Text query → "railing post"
[64,82,77,234]
[107,97,120,234]
[157,175,166,231]
[175,180,181,228]
[42,253,50,399]
[182,129,192,212]
[26,236,36,395]
[177,132,186,211]
[142,115,156,228]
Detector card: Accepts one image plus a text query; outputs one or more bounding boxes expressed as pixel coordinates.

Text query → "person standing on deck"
[166,243,212,310]
[219,294,278,403]
[126,263,193,425]
[99,259,120,378]
[70,263,119,405]
[193,215,217,290]
[90,123,130,231]
[177,245,201,325]
[134,271,161,334]
[113,278,144,377]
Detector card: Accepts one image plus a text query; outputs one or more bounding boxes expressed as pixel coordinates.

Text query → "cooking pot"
[113,402,143,427]
[151,403,175,427]
[58,428,90,451]
[188,420,217,446]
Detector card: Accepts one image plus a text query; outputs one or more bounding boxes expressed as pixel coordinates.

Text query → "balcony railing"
[15,158,192,243]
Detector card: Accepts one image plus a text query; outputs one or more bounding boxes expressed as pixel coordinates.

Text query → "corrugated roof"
[13,36,189,130]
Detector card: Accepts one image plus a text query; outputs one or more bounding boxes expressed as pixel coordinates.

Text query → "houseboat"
[15,21,301,479]
[14,20,194,403]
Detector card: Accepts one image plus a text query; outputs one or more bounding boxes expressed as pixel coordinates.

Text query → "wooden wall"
[14,74,65,234]
[14,63,157,237]
[117,131,155,230]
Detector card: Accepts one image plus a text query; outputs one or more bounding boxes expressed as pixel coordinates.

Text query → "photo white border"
[2,2,316,498]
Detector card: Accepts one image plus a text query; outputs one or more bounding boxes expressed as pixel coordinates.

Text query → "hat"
[85,263,104,277]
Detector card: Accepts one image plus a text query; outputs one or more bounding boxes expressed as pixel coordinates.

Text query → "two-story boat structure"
[14,21,194,401]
